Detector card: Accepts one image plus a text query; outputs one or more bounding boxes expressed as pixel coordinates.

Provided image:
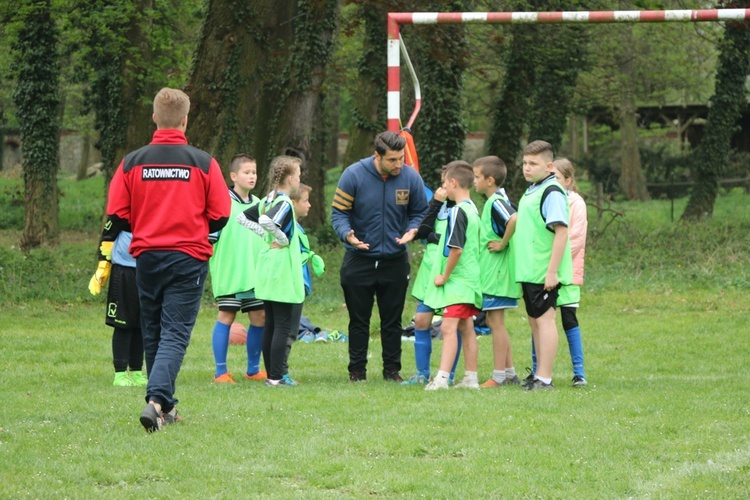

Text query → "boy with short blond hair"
[514,141,573,390]
[423,161,483,390]
[472,155,522,387]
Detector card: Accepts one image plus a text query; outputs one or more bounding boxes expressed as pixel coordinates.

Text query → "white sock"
[464,371,478,383]
[435,370,450,382]
[492,370,506,384]
[505,367,516,378]
[536,376,552,385]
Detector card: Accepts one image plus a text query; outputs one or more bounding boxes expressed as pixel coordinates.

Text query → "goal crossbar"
[387,9,750,131]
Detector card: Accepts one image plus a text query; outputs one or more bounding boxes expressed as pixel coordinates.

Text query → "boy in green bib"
[515,141,573,391]
[402,166,462,386]
[208,154,267,384]
[291,183,326,345]
[472,155,522,388]
[423,162,483,391]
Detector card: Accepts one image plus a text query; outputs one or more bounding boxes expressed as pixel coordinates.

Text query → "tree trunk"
[682,4,750,220]
[108,0,157,191]
[406,0,468,189]
[486,22,535,200]
[528,22,588,155]
[13,0,61,250]
[342,2,388,168]
[617,26,649,201]
[76,129,91,181]
[189,0,340,224]
[618,95,650,201]
[188,0,297,182]
[279,0,341,227]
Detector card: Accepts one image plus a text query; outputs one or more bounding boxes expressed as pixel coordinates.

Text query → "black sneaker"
[522,378,555,391]
[521,367,535,387]
[383,370,404,383]
[140,403,164,433]
[349,371,366,382]
[572,375,588,387]
[505,375,521,385]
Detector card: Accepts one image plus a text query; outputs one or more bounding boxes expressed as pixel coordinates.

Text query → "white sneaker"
[424,378,449,391]
[454,378,480,389]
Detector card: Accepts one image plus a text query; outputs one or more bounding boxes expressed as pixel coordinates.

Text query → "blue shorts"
[415,300,434,314]
[482,294,518,311]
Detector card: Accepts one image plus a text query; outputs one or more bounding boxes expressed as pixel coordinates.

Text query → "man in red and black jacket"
[104,87,230,433]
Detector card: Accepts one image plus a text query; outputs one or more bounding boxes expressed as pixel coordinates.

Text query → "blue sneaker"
[282,374,298,386]
[298,331,315,343]
[401,374,429,385]
[328,330,348,342]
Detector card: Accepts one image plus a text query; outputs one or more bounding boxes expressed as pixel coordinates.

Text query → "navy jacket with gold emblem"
[331,155,427,259]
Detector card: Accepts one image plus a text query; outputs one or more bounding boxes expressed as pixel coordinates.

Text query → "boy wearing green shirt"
[514,141,573,391]
[424,161,483,391]
[472,155,522,388]
[208,154,267,384]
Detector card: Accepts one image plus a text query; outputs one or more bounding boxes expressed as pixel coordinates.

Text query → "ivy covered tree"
[188,0,340,226]
[682,0,750,220]
[11,0,61,250]
[407,0,469,189]
[485,21,536,197]
[341,0,391,167]
[485,0,591,198]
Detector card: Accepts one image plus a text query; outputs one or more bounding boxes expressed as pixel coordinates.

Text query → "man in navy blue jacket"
[332,131,428,382]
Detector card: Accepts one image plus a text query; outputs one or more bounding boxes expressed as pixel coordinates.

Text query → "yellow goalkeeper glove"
[100,241,114,261]
[88,261,112,295]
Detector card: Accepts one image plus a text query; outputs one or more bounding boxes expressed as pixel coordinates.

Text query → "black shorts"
[521,282,560,319]
[217,294,264,313]
[105,264,140,329]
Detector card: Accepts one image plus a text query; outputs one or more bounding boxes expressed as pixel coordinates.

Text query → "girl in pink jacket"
[525,158,589,388]
[552,158,588,386]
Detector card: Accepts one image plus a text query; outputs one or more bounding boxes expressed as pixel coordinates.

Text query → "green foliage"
[407,0,469,188]
[485,21,531,189]
[66,0,203,176]
[682,4,750,220]
[587,188,750,292]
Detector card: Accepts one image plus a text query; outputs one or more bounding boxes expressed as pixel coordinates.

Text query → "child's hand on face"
[433,187,448,202]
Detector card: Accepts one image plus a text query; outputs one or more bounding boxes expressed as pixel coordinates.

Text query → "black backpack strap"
[540,184,565,232]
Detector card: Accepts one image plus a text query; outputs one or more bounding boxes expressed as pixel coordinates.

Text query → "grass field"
[1,174,750,497]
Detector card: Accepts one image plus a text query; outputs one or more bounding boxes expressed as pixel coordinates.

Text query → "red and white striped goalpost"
[387,8,750,133]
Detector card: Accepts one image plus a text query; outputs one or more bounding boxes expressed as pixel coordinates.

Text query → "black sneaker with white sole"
[572,375,588,387]
[521,368,535,387]
[522,378,555,391]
